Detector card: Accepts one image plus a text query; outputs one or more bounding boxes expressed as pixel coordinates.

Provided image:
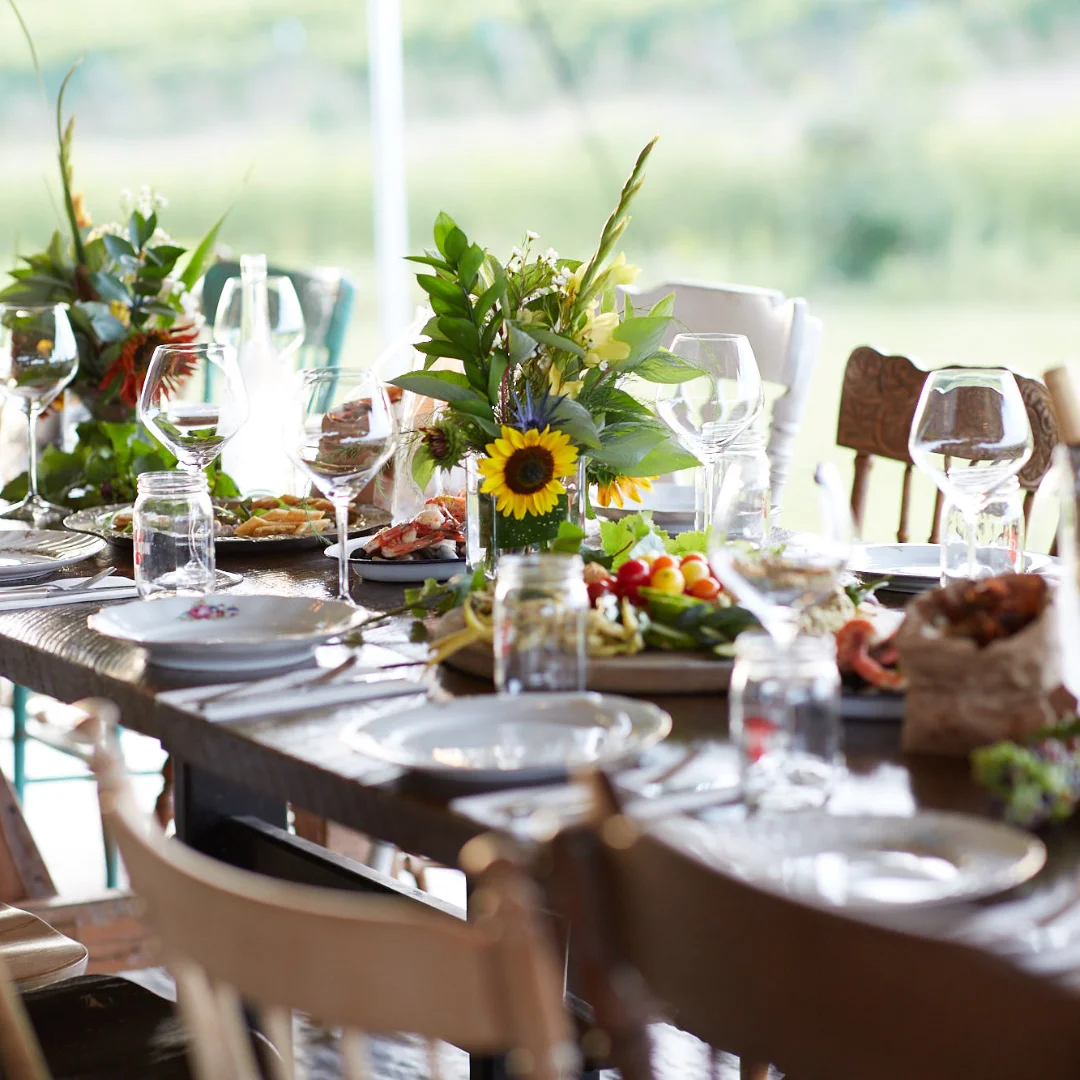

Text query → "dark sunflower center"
[505,446,555,493]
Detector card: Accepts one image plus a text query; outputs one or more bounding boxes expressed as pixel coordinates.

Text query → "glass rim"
[670,332,751,344]
[136,469,209,492]
[734,629,837,662]
[0,302,70,314]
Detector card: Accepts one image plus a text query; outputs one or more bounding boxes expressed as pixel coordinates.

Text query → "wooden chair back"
[836,345,1058,542]
[0,955,49,1080]
[545,780,1080,1080]
[622,280,823,507]
[83,700,575,1080]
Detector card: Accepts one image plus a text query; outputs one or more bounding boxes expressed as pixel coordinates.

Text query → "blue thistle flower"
[508,382,562,431]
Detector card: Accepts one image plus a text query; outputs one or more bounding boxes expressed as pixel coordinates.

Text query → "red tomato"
[616,558,652,588]
[587,579,614,605]
[688,576,722,601]
[651,554,678,573]
[742,716,778,763]
[680,552,708,566]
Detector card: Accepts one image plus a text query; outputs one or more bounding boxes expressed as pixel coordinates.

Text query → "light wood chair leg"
[739,1060,770,1080]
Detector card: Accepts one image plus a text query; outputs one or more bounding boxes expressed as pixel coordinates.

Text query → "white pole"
[367,0,410,348]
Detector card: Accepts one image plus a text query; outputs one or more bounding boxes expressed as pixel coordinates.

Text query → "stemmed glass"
[909,369,1032,579]
[708,460,854,648]
[214,275,306,362]
[286,368,397,603]
[655,333,762,531]
[0,303,80,525]
[139,343,249,475]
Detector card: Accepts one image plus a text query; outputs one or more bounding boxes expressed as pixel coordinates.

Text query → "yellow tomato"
[681,560,710,587]
[650,566,686,594]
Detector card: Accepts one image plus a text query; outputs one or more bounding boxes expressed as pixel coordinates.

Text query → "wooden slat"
[0,769,55,904]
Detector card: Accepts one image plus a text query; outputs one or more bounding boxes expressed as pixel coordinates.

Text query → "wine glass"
[286,368,397,602]
[708,460,853,647]
[909,368,1032,579]
[655,333,763,531]
[139,344,249,474]
[0,303,79,525]
[213,275,306,362]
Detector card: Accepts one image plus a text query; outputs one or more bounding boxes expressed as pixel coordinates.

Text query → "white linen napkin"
[158,666,425,723]
[0,576,138,612]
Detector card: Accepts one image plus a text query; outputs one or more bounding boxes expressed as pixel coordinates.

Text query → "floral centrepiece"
[393,137,700,565]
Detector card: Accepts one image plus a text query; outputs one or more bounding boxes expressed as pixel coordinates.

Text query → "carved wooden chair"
[836,346,1058,543]
[83,699,576,1080]
[622,280,823,507]
[543,775,1080,1080]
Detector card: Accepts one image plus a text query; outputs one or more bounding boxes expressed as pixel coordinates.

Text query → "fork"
[0,566,117,597]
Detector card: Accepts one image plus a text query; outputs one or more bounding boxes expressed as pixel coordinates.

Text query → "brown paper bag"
[896,581,1060,755]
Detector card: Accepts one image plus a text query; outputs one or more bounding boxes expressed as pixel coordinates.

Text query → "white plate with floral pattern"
[88,595,368,672]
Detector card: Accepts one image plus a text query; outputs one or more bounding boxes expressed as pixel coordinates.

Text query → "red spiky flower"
[99,324,199,408]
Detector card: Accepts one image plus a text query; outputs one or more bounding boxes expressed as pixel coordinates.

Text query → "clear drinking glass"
[1054,444,1080,703]
[940,478,1025,582]
[729,631,842,811]
[708,461,853,648]
[214,274,306,362]
[909,368,1033,579]
[134,471,216,598]
[655,333,762,532]
[0,303,79,525]
[286,368,397,602]
[493,554,588,694]
[139,343,249,474]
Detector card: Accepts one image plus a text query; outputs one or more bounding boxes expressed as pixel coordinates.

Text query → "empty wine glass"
[214,274,306,362]
[655,333,763,531]
[909,368,1032,579]
[708,460,853,647]
[139,343,249,474]
[286,368,397,602]
[0,303,79,525]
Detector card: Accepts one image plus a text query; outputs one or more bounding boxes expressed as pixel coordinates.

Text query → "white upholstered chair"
[622,280,823,508]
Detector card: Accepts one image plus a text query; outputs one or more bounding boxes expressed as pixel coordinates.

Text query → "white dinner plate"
[594,485,697,533]
[654,810,1046,910]
[0,530,105,583]
[325,536,466,583]
[88,594,368,673]
[342,691,672,784]
[849,543,1057,592]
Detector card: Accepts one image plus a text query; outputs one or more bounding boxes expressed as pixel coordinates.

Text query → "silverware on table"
[0,566,118,599]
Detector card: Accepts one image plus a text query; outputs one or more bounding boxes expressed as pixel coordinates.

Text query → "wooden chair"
[543,776,1080,1080]
[81,699,576,1080]
[622,280,823,507]
[0,903,87,993]
[836,345,1059,542]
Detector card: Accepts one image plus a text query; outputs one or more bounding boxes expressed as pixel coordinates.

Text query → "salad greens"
[593,510,706,568]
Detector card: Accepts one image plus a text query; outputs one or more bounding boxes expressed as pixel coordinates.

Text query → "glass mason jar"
[729,631,842,810]
[466,453,587,578]
[134,471,216,599]
[717,425,771,545]
[940,478,1025,582]
[493,553,588,694]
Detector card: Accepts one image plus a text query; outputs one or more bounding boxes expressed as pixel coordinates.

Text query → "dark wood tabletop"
[3,540,1080,954]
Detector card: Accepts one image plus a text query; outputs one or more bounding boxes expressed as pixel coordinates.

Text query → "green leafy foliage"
[0,421,238,509]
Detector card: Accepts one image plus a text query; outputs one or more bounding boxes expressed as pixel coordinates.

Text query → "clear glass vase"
[465,453,586,578]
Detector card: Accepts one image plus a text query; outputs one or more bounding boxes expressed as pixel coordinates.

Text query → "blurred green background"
[2,0,1079,540]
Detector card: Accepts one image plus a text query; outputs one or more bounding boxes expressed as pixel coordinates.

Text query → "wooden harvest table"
[3,542,1080,1077]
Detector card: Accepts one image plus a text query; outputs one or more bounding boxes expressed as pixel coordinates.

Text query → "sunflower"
[478,425,579,520]
[595,475,658,509]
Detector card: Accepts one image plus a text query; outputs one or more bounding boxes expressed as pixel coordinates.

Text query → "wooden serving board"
[442,638,733,695]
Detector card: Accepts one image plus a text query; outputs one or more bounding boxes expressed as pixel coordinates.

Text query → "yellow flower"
[547,364,584,399]
[581,308,630,368]
[72,191,92,229]
[36,339,53,356]
[109,300,131,328]
[607,252,641,286]
[477,425,579,520]
[595,475,657,509]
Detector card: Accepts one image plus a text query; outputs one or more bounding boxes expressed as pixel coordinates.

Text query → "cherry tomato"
[681,560,710,587]
[650,566,686,594]
[680,552,708,566]
[616,558,652,589]
[587,579,614,605]
[651,554,678,573]
[689,576,722,601]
